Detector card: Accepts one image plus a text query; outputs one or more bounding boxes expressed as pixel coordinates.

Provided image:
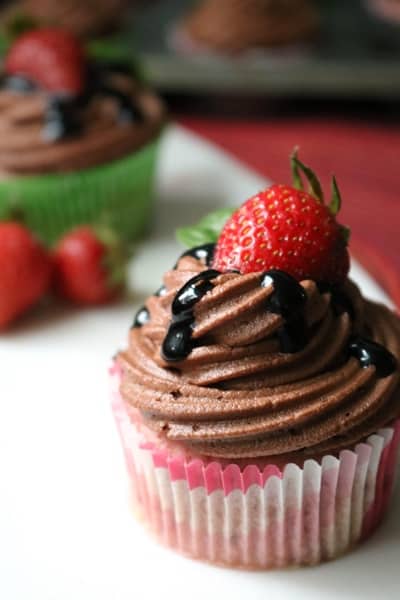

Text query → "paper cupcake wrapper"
[110,366,400,569]
[0,137,161,245]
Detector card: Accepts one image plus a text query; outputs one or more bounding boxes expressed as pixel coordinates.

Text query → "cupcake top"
[180,0,318,53]
[22,0,131,37]
[118,153,400,460]
[0,28,164,175]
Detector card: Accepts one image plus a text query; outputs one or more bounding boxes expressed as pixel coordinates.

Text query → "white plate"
[0,126,398,600]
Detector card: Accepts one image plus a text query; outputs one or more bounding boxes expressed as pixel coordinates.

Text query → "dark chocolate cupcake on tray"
[171,0,318,57]
[21,0,131,38]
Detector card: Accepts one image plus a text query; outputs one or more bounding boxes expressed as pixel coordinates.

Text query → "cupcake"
[366,0,400,24]
[0,28,165,244]
[112,153,400,569]
[172,0,318,55]
[21,0,132,38]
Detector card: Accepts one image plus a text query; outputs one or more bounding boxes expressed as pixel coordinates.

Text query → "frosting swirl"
[0,72,164,175]
[22,0,130,37]
[118,255,400,459]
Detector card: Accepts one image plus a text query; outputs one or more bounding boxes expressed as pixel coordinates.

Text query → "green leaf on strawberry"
[176,208,235,248]
[291,148,324,203]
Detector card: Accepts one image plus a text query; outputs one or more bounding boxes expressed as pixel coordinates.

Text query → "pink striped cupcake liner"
[110,365,400,569]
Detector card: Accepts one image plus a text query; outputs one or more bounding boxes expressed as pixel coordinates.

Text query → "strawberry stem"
[0,196,26,226]
[6,12,38,41]
[290,148,303,191]
[290,150,324,204]
[329,175,342,215]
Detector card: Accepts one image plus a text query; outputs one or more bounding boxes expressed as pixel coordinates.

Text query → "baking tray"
[125,0,400,98]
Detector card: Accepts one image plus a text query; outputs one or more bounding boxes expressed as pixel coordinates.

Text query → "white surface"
[0,126,398,600]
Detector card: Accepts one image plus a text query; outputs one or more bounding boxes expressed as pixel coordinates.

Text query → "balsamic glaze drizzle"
[349,336,397,378]
[161,269,220,362]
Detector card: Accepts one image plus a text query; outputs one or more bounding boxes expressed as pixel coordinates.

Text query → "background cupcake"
[112,156,400,569]
[0,27,165,244]
[366,0,400,24]
[0,0,134,38]
[21,0,132,38]
[172,0,319,55]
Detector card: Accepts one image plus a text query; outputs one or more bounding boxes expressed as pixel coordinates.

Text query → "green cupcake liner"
[0,137,161,245]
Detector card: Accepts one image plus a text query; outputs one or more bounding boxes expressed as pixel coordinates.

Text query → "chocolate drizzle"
[155,285,167,297]
[2,74,37,93]
[349,336,397,378]
[132,285,168,329]
[162,269,220,361]
[43,96,82,141]
[277,318,307,354]
[163,267,310,359]
[96,83,144,124]
[132,306,150,328]
[261,269,307,353]
[317,282,354,318]
[120,256,400,459]
[1,61,144,142]
[177,243,216,267]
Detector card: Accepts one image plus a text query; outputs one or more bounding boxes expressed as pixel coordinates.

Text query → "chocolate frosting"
[0,73,164,175]
[181,0,318,53]
[22,0,130,37]
[118,256,400,459]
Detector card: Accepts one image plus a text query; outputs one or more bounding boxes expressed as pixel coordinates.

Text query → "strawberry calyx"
[329,175,342,215]
[290,148,350,245]
[5,12,39,41]
[0,195,26,225]
[291,148,324,204]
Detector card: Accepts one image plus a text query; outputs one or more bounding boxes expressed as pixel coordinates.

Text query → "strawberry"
[213,151,350,284]
[0,222,52,329]
[5,28,85,94]
[53,226,127,305]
